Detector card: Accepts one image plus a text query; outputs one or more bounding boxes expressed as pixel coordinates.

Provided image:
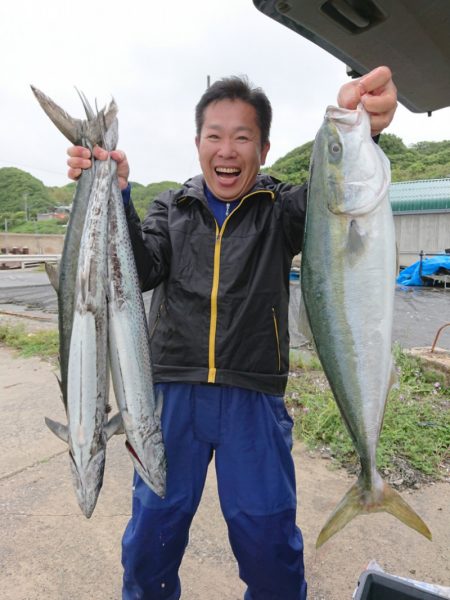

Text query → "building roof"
[390,178,450,213]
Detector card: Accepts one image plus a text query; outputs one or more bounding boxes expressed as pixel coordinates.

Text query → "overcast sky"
[1,0,450,189]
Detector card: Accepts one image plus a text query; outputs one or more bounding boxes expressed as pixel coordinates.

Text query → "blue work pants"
[122,383,307,600]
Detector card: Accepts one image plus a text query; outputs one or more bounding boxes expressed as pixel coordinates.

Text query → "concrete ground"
[1,343,449,600]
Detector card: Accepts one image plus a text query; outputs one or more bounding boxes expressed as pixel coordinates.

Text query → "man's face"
[195,99,270,201]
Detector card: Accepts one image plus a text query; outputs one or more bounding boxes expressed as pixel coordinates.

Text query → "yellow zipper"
[208,219,221,382]
[207,189,275,382]
[272,307,281,372]
[149,302,165,340]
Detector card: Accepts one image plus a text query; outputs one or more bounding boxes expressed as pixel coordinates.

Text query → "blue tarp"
[397,255,450,286]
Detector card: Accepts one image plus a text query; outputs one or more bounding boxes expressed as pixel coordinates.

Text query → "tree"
[0,168,54,215]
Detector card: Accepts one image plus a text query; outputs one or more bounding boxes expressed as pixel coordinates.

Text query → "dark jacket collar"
[176,173,280,206]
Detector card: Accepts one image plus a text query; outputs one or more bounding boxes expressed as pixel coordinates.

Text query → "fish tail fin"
[316,480,363,548]
[101,108,119,152]
[382,481,432,541]
[31,85,118,148]
[30,85,84,145]
[316,475,432,548]
[75,86,118,151]
[75,87,95,121]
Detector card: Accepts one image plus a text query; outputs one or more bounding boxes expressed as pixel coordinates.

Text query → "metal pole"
[3,219,7,255]
[419,250,424,282]
[431,323,450,353]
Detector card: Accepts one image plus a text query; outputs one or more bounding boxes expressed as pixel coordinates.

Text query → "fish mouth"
[125,440,144,466]
[125,441,166,498]
[69,450,105,518]
[325,104,364,127]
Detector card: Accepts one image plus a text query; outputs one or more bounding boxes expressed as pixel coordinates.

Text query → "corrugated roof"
[390,178,450,213]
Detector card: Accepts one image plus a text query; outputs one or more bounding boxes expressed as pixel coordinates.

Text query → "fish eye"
[329,141,341,155]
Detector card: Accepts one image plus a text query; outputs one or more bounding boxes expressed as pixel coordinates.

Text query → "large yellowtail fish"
[301,104,432,548]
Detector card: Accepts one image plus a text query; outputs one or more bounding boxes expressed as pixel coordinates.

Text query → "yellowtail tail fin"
[316,475,432,548]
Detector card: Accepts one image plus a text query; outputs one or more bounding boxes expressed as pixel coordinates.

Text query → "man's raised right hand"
[67,145,130,191]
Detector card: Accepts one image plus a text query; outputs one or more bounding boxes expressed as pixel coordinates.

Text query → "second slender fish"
[107,164,166,498]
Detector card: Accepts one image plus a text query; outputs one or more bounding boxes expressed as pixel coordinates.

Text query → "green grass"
[0,322,58,358]
[286,344,450,480]
[289,348,323,371]
[8,219,67,234]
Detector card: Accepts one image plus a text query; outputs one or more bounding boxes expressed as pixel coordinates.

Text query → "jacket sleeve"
[125,192,172,292]
[276,181,308,256]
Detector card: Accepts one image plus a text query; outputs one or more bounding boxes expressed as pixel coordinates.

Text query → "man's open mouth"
[215,167,241,178]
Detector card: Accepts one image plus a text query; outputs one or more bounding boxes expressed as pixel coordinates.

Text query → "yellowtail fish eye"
[329,141,341,156]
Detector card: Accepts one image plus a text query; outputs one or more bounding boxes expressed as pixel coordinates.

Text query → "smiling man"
[67,68,397,600]
[195,95,270,200]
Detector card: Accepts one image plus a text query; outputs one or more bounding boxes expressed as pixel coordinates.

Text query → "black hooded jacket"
[126,173,307,396]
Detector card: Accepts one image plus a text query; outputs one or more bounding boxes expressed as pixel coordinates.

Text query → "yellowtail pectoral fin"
[347,218,367,257]
[316,476,432,548]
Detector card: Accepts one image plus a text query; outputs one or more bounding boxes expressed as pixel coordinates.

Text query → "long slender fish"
[32,88,121,516]
[301,104,432,547]
[31,86,117,410]
[107,164,166,497]
[65,118,119,516]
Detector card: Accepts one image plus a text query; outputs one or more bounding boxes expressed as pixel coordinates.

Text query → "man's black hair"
[195,75,272,147]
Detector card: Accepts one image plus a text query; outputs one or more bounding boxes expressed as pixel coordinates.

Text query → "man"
[67,66,397,600]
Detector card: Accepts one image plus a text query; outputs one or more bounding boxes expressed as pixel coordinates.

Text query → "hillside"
[264,134,450,183]
[1,134,450,232]
[127,180,182,219]
[0,168,57,217]
[0,168,180,230]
